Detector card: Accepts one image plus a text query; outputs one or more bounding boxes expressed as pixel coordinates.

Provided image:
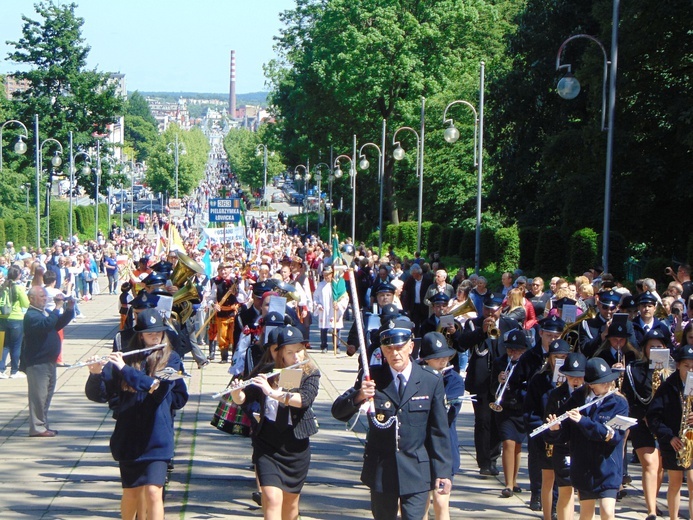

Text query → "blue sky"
[0,0,296,94]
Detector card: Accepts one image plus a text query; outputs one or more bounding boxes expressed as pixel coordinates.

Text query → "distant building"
[2,75,31,98]
[147,96,191,132]
[106,73,126,161]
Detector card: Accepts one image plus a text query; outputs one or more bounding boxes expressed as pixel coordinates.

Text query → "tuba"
[560,306,598,350]
[172,280,200,323]
[170,251,205,288]
[677,392,693,469]
[654,303,669,320]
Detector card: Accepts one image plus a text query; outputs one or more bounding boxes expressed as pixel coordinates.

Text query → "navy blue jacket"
[646,371,684,454]
[332,362,452,495]
[85,350,188,462]
[551,388,628,493]
[632,317,670,348]
[22,306,74,367]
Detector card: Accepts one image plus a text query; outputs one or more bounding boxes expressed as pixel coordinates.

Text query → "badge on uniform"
[411,395,430,401]
[376,413,385,422]
[384,401,391,409]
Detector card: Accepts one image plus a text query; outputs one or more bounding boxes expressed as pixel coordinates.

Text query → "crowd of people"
[3,142,693,520]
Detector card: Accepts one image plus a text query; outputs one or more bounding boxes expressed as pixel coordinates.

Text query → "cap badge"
[389,321,395,329]
[600,364,607,372]
[573,360,579,367]
[287,330,293,337]
[617,326,623,331]
[149,316,156,324]
[436,340,442,348]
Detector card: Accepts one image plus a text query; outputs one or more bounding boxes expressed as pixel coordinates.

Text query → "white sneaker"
[0,372,8,379]
[10,372,26,379]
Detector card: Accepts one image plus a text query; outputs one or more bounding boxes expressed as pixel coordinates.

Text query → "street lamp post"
[333,135,357,241]
[119,183,124,230]
[555,3,619,272]
[0,119,29,171]
[35,114,63,249]
[357,120,387,256]
[256,143,270,221]
[442,61,485,274]
[167,134,186,199]
[94,140,103,242]
[125,161,143,228]
[313,162,330,239]
[392,124,423,252]
[68,135,92,241]
[22,184,30,211]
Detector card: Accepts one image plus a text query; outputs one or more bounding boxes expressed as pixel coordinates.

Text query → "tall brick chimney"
[229,50,236,119]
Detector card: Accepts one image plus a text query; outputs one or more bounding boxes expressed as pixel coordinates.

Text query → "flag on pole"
[197,234,208,251]
[202,248,213,278]
[169,223,185,252]
[331,233,347,302]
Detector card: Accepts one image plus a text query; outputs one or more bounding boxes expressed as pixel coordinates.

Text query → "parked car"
[271,192,287,203]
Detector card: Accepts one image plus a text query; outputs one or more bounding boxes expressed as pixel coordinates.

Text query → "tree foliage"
[124,91,158,162]
[267,0,519,237]
[223,126,285,190]
[1,1,123,224]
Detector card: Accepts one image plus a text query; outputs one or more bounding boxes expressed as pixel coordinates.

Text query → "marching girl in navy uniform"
[593,322,642,370]
[547,358,629,520]
[646,344,693,520]
[491,330,529,499]
[524,339,570,520]
[231,325,320,520]
[419,331,465,520]
[85,308,189,520]
[622,328,670,520]
[543,352,587,520]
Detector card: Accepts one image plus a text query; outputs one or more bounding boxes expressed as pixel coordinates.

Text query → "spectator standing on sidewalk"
[104,251,119,294]
[21,285,75,437]
[0,265,30,379]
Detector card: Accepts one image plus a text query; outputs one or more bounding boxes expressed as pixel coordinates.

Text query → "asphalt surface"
[0,277,660,519]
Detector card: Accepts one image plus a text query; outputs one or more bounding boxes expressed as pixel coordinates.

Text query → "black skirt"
[119,460,169,488]
[495,409,526,443]
[253,423,311,494]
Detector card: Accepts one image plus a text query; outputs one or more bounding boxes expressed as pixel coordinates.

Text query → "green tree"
[267,0,518,235]
[223,126,285,191]
[3,1,123,214]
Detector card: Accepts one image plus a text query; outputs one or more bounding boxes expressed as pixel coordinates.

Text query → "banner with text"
[208,198,243,223]
[202,226,246,244]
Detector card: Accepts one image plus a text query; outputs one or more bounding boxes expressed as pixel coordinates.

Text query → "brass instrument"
[677,392,693,469]
[437,299,475,345]
[488,326,500,339]
[560,306,598,350]
[651,361,664,394]
[616,349,624,391]
[195,281,238,340]
[172,280,201,323]
[490,359,515,412]
[170,251,205,288]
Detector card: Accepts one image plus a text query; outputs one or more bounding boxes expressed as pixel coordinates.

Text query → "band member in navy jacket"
[547,358,628,520]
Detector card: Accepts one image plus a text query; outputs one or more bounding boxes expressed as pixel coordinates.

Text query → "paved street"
[0,276,657,519]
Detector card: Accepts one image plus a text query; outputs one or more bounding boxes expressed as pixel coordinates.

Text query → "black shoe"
[645,515,656,520]
[513,486,522,493]
[622,473,633,485]
[252,491,262,506]
[489,464,500,476]
[616,489,627,501]
[479,467,493,477]
[529,494,542,511]
[321,348,327,353]
[501,488,513,498]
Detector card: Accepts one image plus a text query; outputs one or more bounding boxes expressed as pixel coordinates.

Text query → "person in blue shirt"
[85,308,188,520]
[419,332,465,520]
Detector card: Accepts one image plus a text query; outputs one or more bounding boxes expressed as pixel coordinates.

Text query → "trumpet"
[212,359,310,399]
[67,343,167,369]
[490,359,516,412]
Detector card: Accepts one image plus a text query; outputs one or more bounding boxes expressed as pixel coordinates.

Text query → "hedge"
[519,227,540,272]
[458,229,475,264]
[420,221,433,253]
[439,226,451,256]
[480,227,496,268]
[384,224,399,247]
[569,227,598,275]
[535,227,566,275]
[0,219,5,247]
[448,228,464,260]
[426,222,442,254]
[607,232,627,280]
[398,221,418,253]
[496,225,520,273]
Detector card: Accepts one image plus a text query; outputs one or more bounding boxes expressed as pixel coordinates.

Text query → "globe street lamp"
[68,130,92,241]
[313,162,331,238]
[327,165,344,235]
[256,143,271,221]
[36,132,63,249]
[125,161,144,228]
[334,135,358,241]
[0,119,29,171]
[442,61,485,274]
[556,13,619,272]
[293,163,310,222]
[356,120,387,256]
[167,134,186,199]
[392,125,423,251]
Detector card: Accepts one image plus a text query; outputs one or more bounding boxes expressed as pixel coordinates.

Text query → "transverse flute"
[67,343,167,369]
[529,389,616,438]
[212,359,310,399]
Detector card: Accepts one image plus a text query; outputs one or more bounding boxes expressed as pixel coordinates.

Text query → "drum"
[211,397,252,436]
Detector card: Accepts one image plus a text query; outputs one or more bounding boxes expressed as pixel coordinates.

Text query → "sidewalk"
[0,276,656,519]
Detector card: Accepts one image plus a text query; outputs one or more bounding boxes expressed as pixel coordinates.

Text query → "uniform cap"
[559,352,587,377]
[584,358,620,384]
[419,332,457,360]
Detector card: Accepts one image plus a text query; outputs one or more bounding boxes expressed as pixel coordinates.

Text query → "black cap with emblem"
[419,332,457,360]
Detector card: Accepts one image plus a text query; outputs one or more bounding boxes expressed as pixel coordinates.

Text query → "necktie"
[397,374,406,400]
[644,325,650,333]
